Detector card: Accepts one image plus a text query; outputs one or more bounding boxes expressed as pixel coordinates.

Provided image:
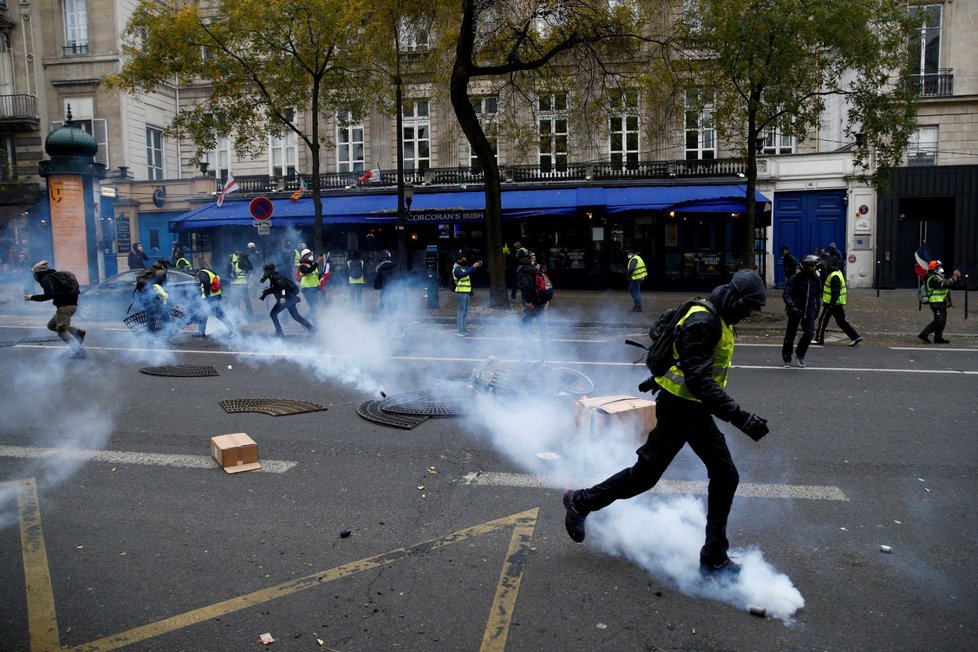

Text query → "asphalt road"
[1,315,976,651]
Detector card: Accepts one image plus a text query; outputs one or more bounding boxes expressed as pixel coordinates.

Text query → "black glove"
[735,413,769,441]
[638,377,658,393]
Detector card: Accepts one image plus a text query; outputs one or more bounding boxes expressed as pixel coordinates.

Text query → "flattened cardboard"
[575,395,657,442]
[211,432,261,473]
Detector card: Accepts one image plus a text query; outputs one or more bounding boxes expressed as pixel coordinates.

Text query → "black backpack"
[238,253,253,271]
[48,270,80,296]
[627,299,717,377]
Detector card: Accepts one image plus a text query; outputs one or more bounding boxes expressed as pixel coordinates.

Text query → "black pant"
[920,302,948,339]
[815,303,860,342]
[575,391,739,566]
[270,297,312,334]
[782,311,815,362]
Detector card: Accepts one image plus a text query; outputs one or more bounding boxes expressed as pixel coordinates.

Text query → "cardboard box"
[210,433,261,473]
[575,395,657,442]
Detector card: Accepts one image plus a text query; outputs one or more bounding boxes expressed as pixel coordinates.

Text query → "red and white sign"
[848,254,857,264]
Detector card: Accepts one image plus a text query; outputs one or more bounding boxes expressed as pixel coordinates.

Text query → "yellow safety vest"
[199,269,221,297]
[926,274,949,303]
[629,254,648,281]
[151,283,168,304]
[348,260,365,284]
[299,263,320,289]
[822,270,847,305]
[230,254,248,284]
[453,264,472,293]
[654,305,733,401]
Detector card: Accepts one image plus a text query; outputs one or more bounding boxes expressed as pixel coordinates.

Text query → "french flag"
[914,243,931,278]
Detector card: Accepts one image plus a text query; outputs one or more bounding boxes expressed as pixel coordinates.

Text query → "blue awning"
[170,184,768,230]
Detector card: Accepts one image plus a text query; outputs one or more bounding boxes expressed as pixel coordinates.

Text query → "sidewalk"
[431,286,978,341]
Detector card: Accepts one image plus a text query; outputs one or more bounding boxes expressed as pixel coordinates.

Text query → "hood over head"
[707,269,766,325]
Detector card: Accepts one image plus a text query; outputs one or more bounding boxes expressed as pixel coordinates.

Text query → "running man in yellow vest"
[452,252,482,337]
[814,259,861,346]
[626,249,648,312]
[562,270,770,578]
[190,268,236,338]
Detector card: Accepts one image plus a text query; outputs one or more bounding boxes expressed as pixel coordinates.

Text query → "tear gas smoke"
[467,390,804,621]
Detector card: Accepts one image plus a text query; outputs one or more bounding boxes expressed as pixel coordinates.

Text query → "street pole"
[394,49,408,271]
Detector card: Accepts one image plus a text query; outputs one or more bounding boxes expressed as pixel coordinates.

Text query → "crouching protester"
[189,268,236,338]
[561,270,771,578]
[258,262,313,337]
[25,260,87,359]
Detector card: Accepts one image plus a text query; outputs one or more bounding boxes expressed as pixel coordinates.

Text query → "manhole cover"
[378,389,473,416]
[357,400,430,429]
[0,337,62,349]
[140,364,220,377]
[219,398,328,417]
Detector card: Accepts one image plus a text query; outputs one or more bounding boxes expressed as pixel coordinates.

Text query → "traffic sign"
[249,196,274,220]
[256,223,271,235]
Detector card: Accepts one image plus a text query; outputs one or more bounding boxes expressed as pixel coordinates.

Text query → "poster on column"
[48,174,90,285]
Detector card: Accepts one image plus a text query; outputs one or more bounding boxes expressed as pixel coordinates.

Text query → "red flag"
[289,177,307,202]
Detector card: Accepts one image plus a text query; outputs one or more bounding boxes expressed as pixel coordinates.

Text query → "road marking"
[69,508,538,651]
[736,364,978,375]
[461,471,849,501]
[7,478,61,651]
[0,446,297,473]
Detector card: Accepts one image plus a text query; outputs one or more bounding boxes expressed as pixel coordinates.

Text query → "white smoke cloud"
[465,388,804,621]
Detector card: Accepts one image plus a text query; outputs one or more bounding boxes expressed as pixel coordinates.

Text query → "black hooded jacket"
[671,270,766,424]
[29,269,79,307]
[259,270,300,301]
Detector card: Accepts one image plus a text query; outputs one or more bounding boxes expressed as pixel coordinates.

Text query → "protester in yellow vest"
[347,250,366,309]
[190,268,236,338]
[626,249,648,312]
[918,259,961,344]
[228,250,254,317]
[814,259,861,346]
[452,252,482,337]
[562,270,770,578]
[297,248,321,327]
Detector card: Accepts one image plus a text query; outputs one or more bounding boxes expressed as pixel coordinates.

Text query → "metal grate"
[219,398,328,417]
[140,364,219,377]
[357,400,430,429]
[470,360,593,398]
[378,389,473,416]
[123,306,188,337]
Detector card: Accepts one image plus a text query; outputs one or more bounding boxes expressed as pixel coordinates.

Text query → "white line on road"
[461,471,849,501]
[0,445,297,473]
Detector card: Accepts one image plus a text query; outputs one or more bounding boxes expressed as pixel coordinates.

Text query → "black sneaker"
[918,333,931,344]
[849,336,862,347]
[562,490,588,543]
[934,337,951,344]
[700,558,741,578]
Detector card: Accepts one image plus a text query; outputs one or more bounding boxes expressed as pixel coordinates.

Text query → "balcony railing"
[0,94,39,130]
[215,158,748,194]
[63,42,89,56]
[906,151,937,167]
[908,69,954,97]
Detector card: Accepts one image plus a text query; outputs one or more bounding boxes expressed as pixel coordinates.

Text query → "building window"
[206,135,230,178]
[53,97,108,167]
[398,17,430,52]
[469,96,498,172]
[269,131,297,178]
[610,91,640,170]
[685,91,715,160]
[146,126,164,180]
[538,93,567,173]
[63,0,89,55]
[761,126,794,154]
[909,5,941,76]
[402,99,430,171]
[337,110,365,173]
[906,126,938,166]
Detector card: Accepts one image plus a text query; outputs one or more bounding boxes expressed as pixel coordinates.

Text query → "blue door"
[774,190,846,285]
